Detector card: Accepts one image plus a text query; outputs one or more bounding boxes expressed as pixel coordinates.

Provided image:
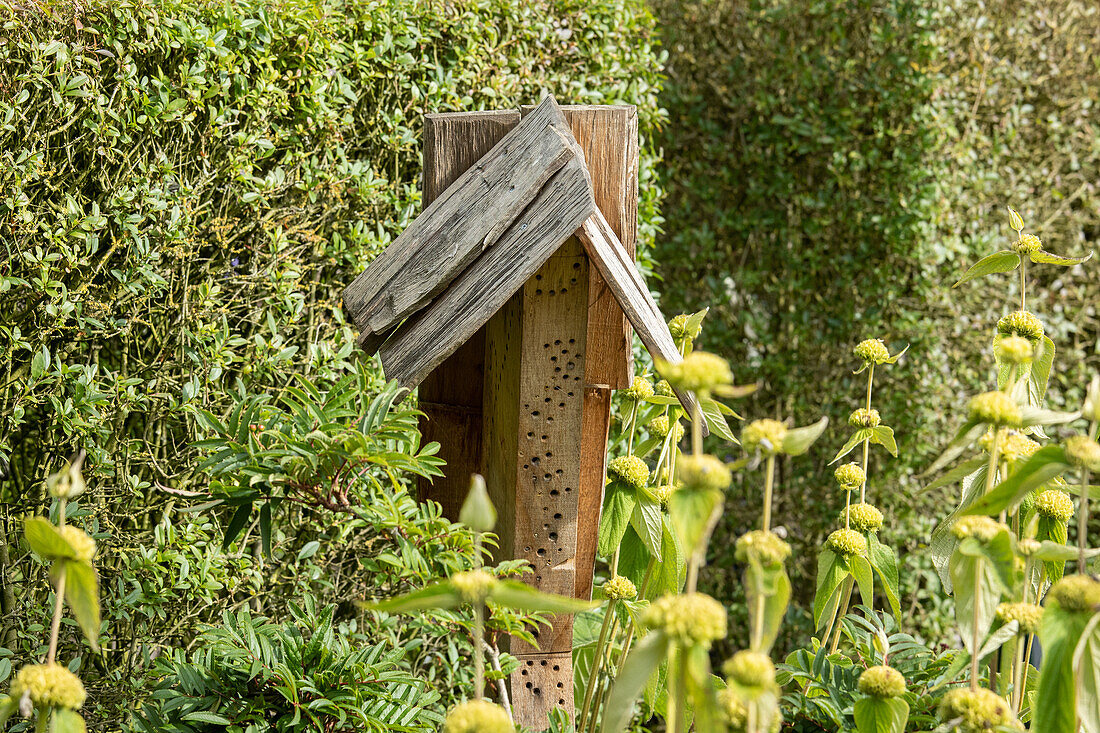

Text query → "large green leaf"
[50,708,87,733]
[491,580,598,614]
[598,480,638,557]
[683,643,727,733]
[1037,515,1069,583]
[630,493,663,557]
[924,419,986,476]
[1028,335,1056,406]
[950,544,1005,656]
[813,549,849,629]
[781,416,828,456]
[931,465,987,592]
[745,561,790,654]
[1073,612,1100,733]
[604,630,669,733]
[849,554,875,609]
[364,582,460,613]
[919,456,985,494]
[1036,604,1094,733]
[1029,249,1093,266]
[698,396,736,443]
[24,517,77,561]
[869,426,898,457]
[953,250,1020,286]
[60,559,100,651]
[669,487,722,558]
[867,534,901,621]
[854,695,909,733]
[831,428,872,464]
[963,445,1071,516]
[650,518,686,599]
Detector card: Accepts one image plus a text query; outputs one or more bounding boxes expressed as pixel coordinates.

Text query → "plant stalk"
[578,600,616,730]
[829,576,855,654]
[762,455,776,532]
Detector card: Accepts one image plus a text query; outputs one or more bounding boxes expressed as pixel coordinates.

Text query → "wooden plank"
[343,96,578,339]
[576,210,705,429]
[575,385,611,600]
[511,652,574,726]
[379,155,595,389]
[416,112,519,521]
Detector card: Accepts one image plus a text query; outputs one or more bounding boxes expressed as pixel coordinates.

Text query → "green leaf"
[953,250,1020,287]
[832,428,873,464]
[459,474,497,532]
[650,518,686,599]
[1073,612,1100,733]
[950,546,1005,656]
[699,396,736,443]
[182,711,234,724]
[490,580,598,614]
[60,560,100,651]
[854,695,908,733]
[1037,514,1069,583]
[599,480,638,557]
[1033,541,1100,563]
[869,426,898,457]
[781,416,828,456]
[867,534,901,621]
[744,561,790,654]
[1029,249,1093,266]
[259,502,272,560]
[920,456,985,494]
[630,494,663,557]
[849,554,875,609]
[222,502,253,551]
[604,630,669,733]
[1026,335,1057,406]
[0,695,17,726]
[364,582,461,613]
[24,517,77,561]
[813,549,849,629]
[669,487,723,558]
[924,419,986,476]
[1018,405,1079,427]
[963,445,1071,516]
[1036,603,1094,733]
[50,708,88,733]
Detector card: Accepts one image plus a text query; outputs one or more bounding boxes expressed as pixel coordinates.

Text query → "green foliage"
[134,599,444,732]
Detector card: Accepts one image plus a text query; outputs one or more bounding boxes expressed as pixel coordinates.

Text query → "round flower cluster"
[450,570,496,604]
[996,602,1044,634]
[848,408,881,428]
[978,429,1039,463]
[443,700,513,733]
[742,419,788,456]
[950,516,1006,542]
[59,526,96,564]
[644,593,727,647]
[651,484,675,505]
[11,664,86,710]
[857,665,906,698]
[998,310,1044,342]
[1064,435,1100,471]
[655,379,674,397]
[826,528,867,557]
[834,462,866,491]
[735,530,791,566]
[839,503,884,532]
[668,314,702,340]
[723,650,775,688]
[663,351,733,392]
[937,688,1022,732]
[968,391,1021,427]
[1034,489,1074,522]
[1048,575,1100,613]
[647,415,684,443]
[608,455,650,489]
[997,335,1033,365]
[677,454,731,492]
[626,376,654,401]
[1013,233,1042,255]
[603,575,637,601]
[854,339,890,364]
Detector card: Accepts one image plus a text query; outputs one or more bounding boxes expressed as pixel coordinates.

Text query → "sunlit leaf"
[781,416,828,456]
[953,250,1020,287]
[832,428,873,465]
[963,446,1071,516]
[363,582,461,613]
[604,630,668,733]
[854,695,908,733]
[490,580,598,614]
[1029,250,1093,266]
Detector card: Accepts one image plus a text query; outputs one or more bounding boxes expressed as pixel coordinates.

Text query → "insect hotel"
[342,96,696,728]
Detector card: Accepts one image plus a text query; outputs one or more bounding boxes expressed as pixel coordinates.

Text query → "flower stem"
[1080,419,1098,571]
[46,498,68,665]
[626,399,640,455]
[474,604,485,699]
[860,365,874,503]
[1020,259,1027,311]
[762,455,776,532]
[829,576,855,654]
[579,600,616,730]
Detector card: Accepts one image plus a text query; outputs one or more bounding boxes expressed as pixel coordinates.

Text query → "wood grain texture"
[415,112,519,521]
[577,209,705,429]
[379,155,595,389]
[343,96,577,338]
[574,385,611,601]
[511,653,574,727]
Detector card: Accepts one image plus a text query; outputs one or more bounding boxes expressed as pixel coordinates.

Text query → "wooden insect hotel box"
[342,96,695,729]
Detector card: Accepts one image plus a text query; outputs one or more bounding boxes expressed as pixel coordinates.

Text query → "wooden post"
[416,106,638,730]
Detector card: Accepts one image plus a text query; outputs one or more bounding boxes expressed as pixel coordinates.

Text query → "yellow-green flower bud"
[833,462,865,490]
[742,419,788,456]
[643,593,727,647]
[857,665,906,698]
[1034,489,1074,523]
[11,664,86,710]
[1047,575,1100,613]
[938,688,1022,732]
[997,310,1044,342]
[651,484,675,505]
[668,314,702,340]
[655,379,674,397]
[676,454,731,492]
[648,415,684,443]
[950,516,1007,542]
[984,429,1040,463]
[443,700,513,733]
[608,455,649,489]
[662,351,733,392]
[450,570,496,604]
[723,650,775,688]
[1083,375,1100,422]
[839,503,884,532]
[1064,435,1100,471]
[968,391,1021,427]
[996,602,1044,634]
[997,335,1033,365]
[735,530,791,566]
[1013,233,1042,255]
[45,454,87,500]
[626,376,654,401]
[854,339,890,364]
[1016,538,1041,557]
[826,528,867,557]
[59,526,96,564]
[848,408,881,428]
[603,575,637,601]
